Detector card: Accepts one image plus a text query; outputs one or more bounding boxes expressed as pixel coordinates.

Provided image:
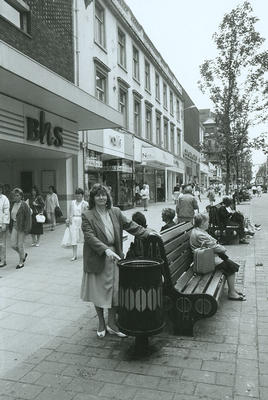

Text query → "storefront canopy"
[0,41,123,131]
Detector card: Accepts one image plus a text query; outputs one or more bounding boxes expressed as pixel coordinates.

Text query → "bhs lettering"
[26,111,63,147]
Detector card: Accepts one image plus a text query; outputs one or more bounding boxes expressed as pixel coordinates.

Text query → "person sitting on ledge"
[160,208,176,232]
[218,197,250,244]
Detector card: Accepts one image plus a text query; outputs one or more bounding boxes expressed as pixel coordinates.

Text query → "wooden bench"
[208,203,240,244]
[144,222,226,336]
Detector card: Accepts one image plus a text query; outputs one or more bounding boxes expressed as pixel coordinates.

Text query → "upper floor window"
[118,28,126,69]
[163,119,169,150]
[170,91,174,115]
[1,0,30,34]
[94,1,105,48]
[156,113,161,146]
[176,99,181,122]
[145,107,152,141]
[95,69,107,103]
[170,124,175,153]
[133,97,141,136]
[132,46,140,81]
[118,86,128,128]
[163,83,167,109]
[155,73,160,101]
[177,128,182,156]
[145,60,151,92]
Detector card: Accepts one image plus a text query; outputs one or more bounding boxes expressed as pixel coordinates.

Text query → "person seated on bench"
[218,197,249,244]
[125,212,148,258]
[190,213,246,301]
[160,208,176,232]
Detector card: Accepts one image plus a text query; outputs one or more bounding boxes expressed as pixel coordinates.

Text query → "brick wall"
[0,0,74,82]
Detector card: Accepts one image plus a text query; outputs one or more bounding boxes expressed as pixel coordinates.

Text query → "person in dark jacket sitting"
[218,197,249,244]
[161,208,176,232]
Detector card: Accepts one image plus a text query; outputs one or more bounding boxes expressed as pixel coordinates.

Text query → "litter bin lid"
[118,258,163,268]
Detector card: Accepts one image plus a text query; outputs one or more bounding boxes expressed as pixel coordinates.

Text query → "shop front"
[183,143,201,185]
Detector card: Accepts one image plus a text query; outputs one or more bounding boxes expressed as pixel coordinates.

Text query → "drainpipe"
[73,0,80,86]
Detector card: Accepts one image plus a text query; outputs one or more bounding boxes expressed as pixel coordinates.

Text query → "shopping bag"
[193,246,215,275]
[55,206,63,218]
[61,227,72,248]
[36,214,46,223]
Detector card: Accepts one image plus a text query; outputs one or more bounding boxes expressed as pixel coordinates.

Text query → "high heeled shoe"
[70,257,77,261]
[107,326,127,338]
[96,329,106,338]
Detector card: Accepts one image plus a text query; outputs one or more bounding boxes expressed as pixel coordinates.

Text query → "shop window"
[118,28,126,69]
[145,107,152,141]
[132,46,140,81]
[156,113,161,146]
[94,1,105,49]
[1,0,31,34]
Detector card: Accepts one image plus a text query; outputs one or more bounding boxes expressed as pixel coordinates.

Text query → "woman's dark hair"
[49,185,57,194]
[162,208,175,223]
[193,213,208,228]
[31,185,40,196]
[12,187,24,199]
[88,184,112,209]
[222,196,232,206]
[75,188,84,196]
[132,211,147,228]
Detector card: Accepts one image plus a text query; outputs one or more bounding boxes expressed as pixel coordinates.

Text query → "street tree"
[199,1,268,193]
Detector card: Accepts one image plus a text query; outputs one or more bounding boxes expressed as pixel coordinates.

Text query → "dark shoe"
[247,231,255,236]
[228,295,246,301]
[0,262,7,268]
[239,239,249,244]
[255,224,261,228]
[16,264,24,269]
[23,253,28,263]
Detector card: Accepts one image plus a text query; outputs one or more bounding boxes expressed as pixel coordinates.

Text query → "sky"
[125,0,268,171]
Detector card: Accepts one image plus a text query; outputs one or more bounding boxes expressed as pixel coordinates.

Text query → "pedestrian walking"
[252,185,257,196]
[80,183,155,338]
[29,186,45,247]
[134,183,141,205]
[45,185,59,231]
[140,183,150,211]
[176,185,199,224]
[67,188,88,261]
[194,185,201,202]
[0,183,10,268]
[257,185,262,197]
[207,186,216,206]
[10,188,31,269]
[190,213,246,301]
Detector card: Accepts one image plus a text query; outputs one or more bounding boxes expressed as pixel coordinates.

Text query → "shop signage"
[110,134,122,148]
[183,148,198,162]
[26,111,63,147]
[85,158,103,169]
[142,146,173,166]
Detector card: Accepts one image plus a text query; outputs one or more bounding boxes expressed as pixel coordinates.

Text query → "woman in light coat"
[81,184,155,338]
[45,185,59,231]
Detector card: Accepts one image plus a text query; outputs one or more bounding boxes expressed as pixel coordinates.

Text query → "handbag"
[61,227,72,248]
[36,213,46,223]
[193,243,215,275]
[55,206,63,218]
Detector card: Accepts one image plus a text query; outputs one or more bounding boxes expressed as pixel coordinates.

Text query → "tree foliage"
[199,1,268,191]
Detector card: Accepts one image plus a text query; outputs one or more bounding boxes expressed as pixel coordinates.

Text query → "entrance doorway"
[21,171,33,195]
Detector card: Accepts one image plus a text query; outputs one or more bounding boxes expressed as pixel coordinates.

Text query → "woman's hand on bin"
[105,249,121,262]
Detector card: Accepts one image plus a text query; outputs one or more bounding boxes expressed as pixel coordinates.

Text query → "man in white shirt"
[0,184,10,267]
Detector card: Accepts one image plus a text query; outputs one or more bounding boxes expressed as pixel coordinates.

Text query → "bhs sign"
[26,111,63,147]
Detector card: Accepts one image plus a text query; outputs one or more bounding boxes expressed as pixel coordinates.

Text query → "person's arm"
[199,232,226,254]
[24,202,32,233]
[55,194,60,208]
[81,213,109,256]
[2,197,10,227]
[117,208,150,239]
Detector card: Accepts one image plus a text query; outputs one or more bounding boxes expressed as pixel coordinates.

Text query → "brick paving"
[0,193,267,399]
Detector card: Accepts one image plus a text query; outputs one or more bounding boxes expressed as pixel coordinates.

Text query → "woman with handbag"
[45,185,59,231]
[190,213,246,301]
[66,188,88,261]
[29,186,45,247]
[81,184,156,338]
[10,188,32,269]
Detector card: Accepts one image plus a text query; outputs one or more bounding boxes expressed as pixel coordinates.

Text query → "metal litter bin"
[117,258,165,353]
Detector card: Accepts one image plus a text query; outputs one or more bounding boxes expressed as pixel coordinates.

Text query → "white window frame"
[132,46,140,82]
[145,106,152,141]
[118,28,126,69]
[94,1,105,49]
[145,60,151,92]
[170,91,174,115]
[118,85,128,129]
[133,96,141,136]
[163,83,167,109]
[155,72,160,101]
[163,118,169,150]
[156,112,161,146]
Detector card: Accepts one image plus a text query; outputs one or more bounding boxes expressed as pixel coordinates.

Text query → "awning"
[0,41,123,131]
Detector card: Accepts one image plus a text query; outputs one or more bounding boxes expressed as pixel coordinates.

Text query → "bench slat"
[161,222,193,243]
[175,268,194,292]
[163,231,191,256]
[192,273,215,294]
[167,240,190,263]
[170,251,193,285]
[183,274,203,294]
[204,271,224,297]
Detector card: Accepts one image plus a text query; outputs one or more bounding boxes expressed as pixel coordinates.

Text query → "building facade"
[0,0,122,216]
[76,0,185,207]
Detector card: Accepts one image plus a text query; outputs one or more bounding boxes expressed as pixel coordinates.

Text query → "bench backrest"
[146,222,193,288]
